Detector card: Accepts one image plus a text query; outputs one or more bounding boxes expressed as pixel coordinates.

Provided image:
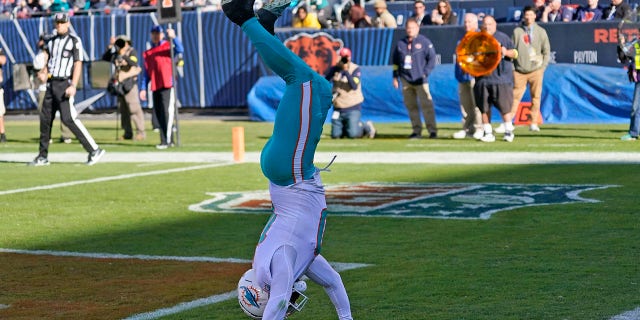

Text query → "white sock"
[483,124,493,134]
[505,122,514,132]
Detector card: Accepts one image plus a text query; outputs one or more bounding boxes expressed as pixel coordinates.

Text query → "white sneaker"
[529,124,540,132]
[480,133,496,142]
[494,123,506,134]
[452,130,467,139]
[503,131,514,142]
[472,130,484,140]
[365,121,376,138]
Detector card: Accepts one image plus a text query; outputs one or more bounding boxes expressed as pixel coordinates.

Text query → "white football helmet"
[238,269,309,319]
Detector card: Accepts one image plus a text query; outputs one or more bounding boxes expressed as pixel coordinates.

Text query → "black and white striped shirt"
[46,33,82,79]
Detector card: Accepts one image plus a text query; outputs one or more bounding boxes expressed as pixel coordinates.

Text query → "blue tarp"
[248,63,633,124]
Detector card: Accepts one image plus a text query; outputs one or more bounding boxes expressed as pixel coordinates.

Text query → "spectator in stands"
[118,0,141,11]
[346,3,371,28]
[541,0,573,22]
[411,0,429,26]
[603,0,631,20]
[429,0,457,25]
[27,0,41,12]
[140,25,184,149]
[532,0,545,21]
[0,9,10,19]
[574,0,603,22]
[13,0,33,18]
[617,30,640,141]
[310,0,333,29]
[72,0,87,11]
[509,6,550,133]
[0,0,16,15]
[49,0,70,12]
[0,47,6,143]
[292,6,321,29]
[372,0,397,28]
[325,47,376,139]
[475,15,518,143]
[393,18,438,139]
[453,13,483,140]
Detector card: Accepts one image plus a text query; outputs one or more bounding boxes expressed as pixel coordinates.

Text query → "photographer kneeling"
[102,35,145,141]
[325,47,375,139]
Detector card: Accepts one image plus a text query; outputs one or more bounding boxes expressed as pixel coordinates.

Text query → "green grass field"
[0,118,639,319]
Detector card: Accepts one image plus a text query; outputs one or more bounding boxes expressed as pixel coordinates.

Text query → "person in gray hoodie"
[509,5,550,132]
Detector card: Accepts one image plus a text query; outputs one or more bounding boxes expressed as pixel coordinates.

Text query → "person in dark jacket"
[474,15,518,143]
[392,17,437,139]
[603,0,631,20]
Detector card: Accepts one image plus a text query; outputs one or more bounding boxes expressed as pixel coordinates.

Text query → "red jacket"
[142,41,173,91]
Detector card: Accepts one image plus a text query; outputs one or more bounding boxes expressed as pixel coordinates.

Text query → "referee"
[29,13,105,166]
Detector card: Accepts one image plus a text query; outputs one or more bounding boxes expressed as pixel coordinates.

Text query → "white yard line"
[3,151,640,164]
[0,248,370,320]
[0,248,251,264]
[0,162,233,196]
[123,291,237,320]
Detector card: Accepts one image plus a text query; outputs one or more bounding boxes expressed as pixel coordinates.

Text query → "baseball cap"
[339,47,352,58]
[373,0,387,9]
[151,25,163,33]
[54,12,69,23]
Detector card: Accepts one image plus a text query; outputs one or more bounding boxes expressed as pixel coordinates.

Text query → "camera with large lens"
[114,38,126,49]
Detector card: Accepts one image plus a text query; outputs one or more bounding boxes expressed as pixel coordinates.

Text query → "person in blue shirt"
[574,0,603,22]
[453,13,483,140]
[221,0,353,319]
[392,17,438,139]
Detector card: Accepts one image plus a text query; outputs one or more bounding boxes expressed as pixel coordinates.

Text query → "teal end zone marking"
[191,183,616,220]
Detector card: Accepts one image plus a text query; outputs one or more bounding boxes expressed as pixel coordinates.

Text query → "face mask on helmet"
[238,269,309,319]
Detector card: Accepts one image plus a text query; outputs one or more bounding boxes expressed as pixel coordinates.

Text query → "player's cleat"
[480,133,496,142]
[472,130,484,140]
[366,120,376,138]
[59,136,72,144]
[0,133,6,143]
[87,148,105,166]
[257,0,298,34]
[503,131,514,142]
[285,280,309,317]
[156,143,169,150]
[429,132,437,139]
[620,133,637,141]
[529,124,540,132]
[262,0,295,17]
[452,130,467,139]
[408,133,421,140]
[221,0,256,26]
[28,156,50,166]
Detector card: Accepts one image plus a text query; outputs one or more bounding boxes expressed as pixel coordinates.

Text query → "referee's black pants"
[38,79,99,158]
[152,87,175,145]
